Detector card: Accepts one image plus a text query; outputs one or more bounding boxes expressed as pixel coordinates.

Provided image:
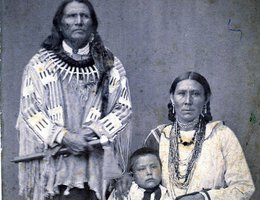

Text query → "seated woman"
[144,71,255,199]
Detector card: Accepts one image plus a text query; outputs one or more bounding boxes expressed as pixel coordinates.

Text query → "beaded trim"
[168,118,206,190]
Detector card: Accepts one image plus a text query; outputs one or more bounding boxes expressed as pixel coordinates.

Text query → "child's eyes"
[135,165,159,172]
[136,168,146,172]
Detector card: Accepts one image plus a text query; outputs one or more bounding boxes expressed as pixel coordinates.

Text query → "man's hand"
[62,131,93,155]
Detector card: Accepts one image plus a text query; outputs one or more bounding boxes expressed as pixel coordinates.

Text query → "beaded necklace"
[178,132,195,146]
[176,117,199,130]
[38,49,100,84]
[168,118,206,190]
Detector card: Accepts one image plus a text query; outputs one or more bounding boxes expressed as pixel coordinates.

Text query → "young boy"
[108,147,170,200]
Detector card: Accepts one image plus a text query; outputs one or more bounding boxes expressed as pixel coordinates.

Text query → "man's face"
[60,1,94,48]
[133,154,162,189]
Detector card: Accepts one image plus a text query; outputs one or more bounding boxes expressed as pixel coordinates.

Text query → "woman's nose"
[184,93,192,104]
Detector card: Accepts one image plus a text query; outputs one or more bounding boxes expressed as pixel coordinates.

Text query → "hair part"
[128,147,162,173]
[41,0,98,51]
[168,71,212,123]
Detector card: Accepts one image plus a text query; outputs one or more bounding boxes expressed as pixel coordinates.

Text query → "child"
[108,147,170,200]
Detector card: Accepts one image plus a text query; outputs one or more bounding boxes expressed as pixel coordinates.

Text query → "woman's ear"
[205,95,210,104]
[170,94,174,106]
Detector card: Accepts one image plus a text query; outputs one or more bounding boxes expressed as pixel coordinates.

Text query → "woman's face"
[171,79,207,123]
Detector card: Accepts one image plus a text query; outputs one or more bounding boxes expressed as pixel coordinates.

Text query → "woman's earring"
[172,104,175,115]
[201,104,207,117]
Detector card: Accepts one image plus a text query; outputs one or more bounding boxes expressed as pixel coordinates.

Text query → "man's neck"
[62,40,90,56]
[63,39,89,53]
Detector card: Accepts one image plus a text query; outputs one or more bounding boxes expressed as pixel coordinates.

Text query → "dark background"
[1,0,259,199]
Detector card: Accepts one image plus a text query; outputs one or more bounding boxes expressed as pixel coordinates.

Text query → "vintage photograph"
[1,0,259,199]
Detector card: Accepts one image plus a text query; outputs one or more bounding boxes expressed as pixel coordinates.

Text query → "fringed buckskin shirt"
[144,121,255,200]
[16,42,132,200]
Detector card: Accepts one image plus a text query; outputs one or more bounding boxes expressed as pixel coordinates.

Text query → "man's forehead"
[63,2,90,14]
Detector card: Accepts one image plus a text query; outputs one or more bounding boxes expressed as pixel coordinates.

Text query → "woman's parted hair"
[41,0,98,51]
[168,71,212,123]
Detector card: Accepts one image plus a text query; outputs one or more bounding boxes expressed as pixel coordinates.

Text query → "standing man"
[16,0,132,199]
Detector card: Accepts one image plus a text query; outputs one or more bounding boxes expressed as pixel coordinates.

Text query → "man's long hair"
[41,0,98,51]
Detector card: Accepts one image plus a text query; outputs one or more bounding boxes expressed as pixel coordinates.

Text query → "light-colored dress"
[144,121,255,200]
[16,43,132,200]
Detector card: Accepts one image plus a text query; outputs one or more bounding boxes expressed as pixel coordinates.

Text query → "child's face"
[133,154,162,189]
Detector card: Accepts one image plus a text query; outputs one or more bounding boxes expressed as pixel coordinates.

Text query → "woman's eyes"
[176,91,201,96]
[193,92,201,96]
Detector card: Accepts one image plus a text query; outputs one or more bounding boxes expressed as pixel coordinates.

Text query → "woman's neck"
[176,117,199,131]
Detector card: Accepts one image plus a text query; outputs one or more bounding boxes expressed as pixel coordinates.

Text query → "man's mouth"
[73,29,85,33]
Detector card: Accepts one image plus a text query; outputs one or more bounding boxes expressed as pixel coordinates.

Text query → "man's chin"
[69,36,89,47]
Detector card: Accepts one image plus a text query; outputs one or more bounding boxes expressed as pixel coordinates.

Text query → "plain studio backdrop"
[1,0,259,199]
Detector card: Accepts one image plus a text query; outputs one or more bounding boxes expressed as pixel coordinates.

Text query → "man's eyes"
[66,14,90,18]
[177,91,185,95]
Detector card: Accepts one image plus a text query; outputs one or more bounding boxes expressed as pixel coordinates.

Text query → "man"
[16,0,132,199]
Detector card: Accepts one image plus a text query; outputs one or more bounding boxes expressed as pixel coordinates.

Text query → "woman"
[143,71,255,199]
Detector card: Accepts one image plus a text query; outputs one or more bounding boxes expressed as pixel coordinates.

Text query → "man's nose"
[75,15,83,24]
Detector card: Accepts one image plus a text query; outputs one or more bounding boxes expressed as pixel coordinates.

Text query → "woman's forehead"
[175,79,204,91]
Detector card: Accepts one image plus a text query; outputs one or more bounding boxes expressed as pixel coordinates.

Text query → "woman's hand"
[177,193,204,200]
[62,131,93,155]
[114,173,133,200]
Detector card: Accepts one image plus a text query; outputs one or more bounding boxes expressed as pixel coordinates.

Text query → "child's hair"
[128,147,162,173]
